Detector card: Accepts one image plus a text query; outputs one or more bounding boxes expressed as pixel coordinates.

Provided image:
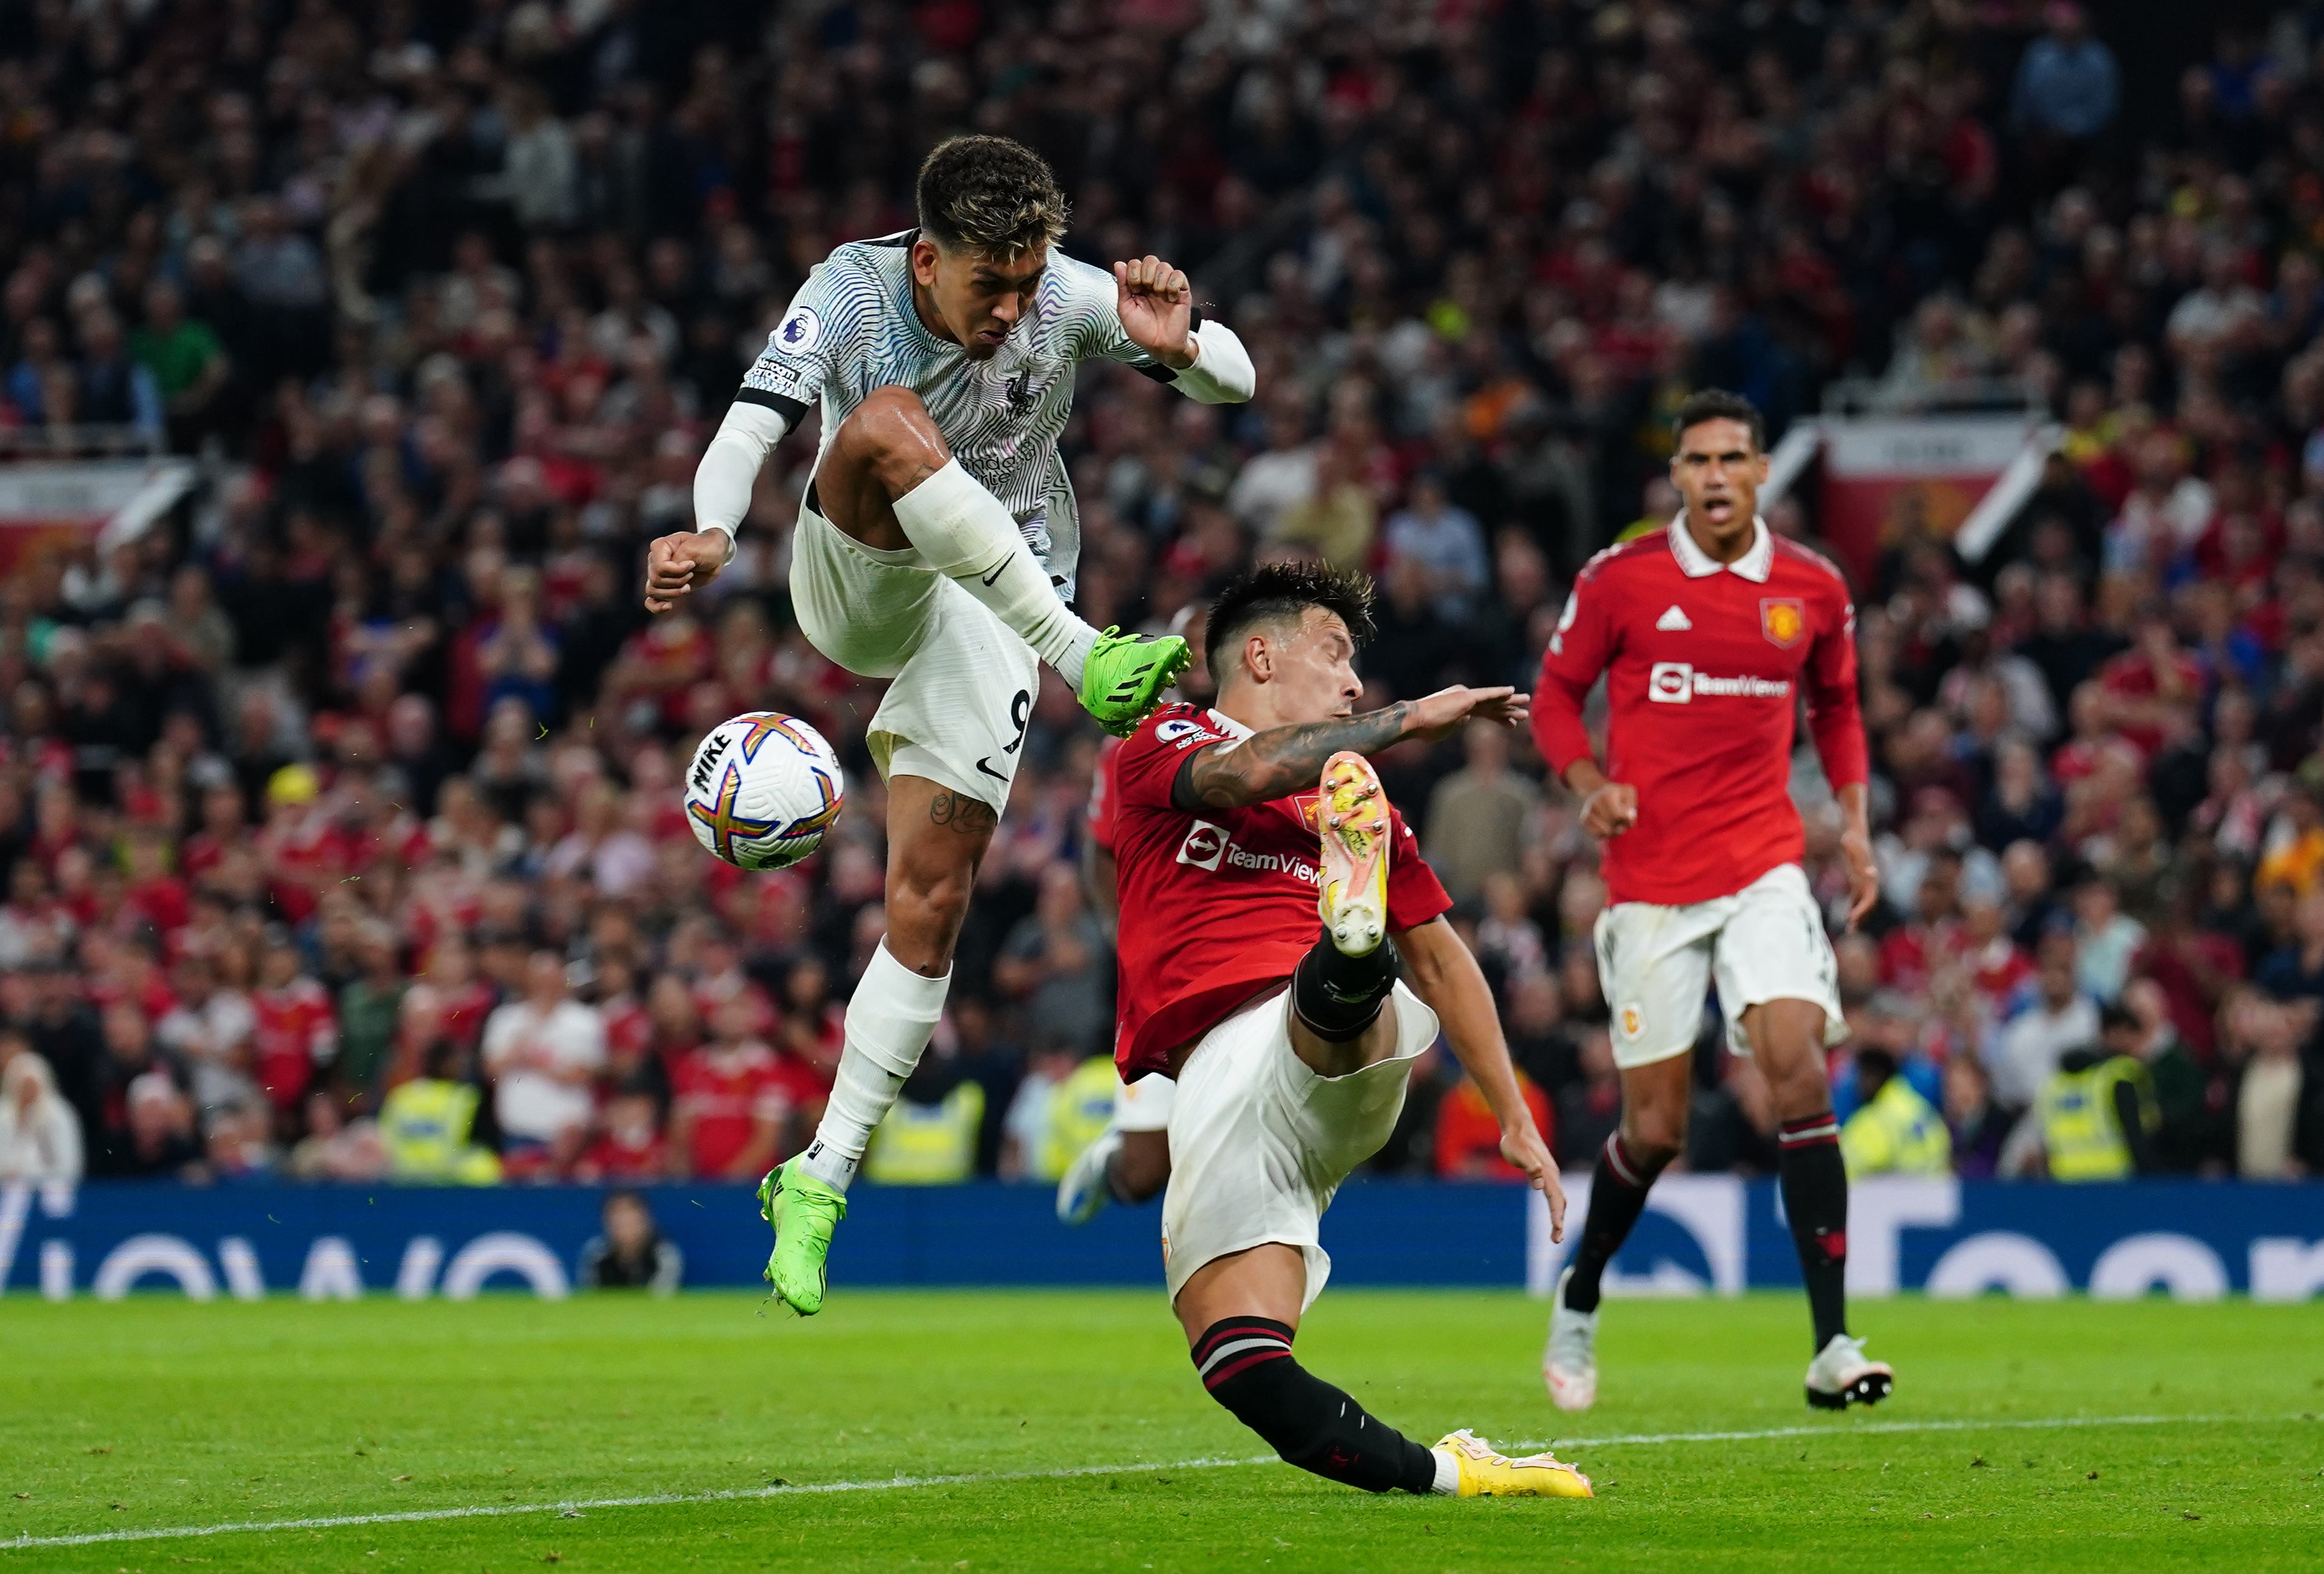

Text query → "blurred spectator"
[1382,472,1489,622]
[668,997,793,1182]
[1840,1050,1952,1178]
[580,1191,683,1294]
[1989,932,2100,1111]
[479,952,605,1176]
[2011,4,2120,140]
[0,1040,82,1184]
[378,1040,500,1185]
[2222,992,2324,1179]
[1423,724,1543,907]
[1942,1054,2011,1180]
[993,866,1111,1060]
[1434,1070,1552,1180]
[2006,1024,2160,1181]
[2114,985,2214,1175]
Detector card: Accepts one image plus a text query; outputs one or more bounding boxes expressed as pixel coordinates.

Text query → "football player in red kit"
[1533,389,1887,1412]
[1056,607,1213,1225]
[1108,562,1591,1501]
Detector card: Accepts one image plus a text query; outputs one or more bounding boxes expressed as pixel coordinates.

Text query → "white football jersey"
[742,232,1168,595]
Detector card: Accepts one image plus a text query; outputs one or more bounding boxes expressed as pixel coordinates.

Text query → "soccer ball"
[683,711,848,870]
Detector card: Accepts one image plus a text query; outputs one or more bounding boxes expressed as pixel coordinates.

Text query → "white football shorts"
[1591,861,1845,1070]
[1114,1071,1174,1133]
[790,491,1042,813]
[1160,981,1438,1311]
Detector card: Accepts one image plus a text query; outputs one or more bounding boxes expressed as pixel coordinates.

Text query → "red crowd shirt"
[251,977,337,1111]
[673,1041,795,1177]
[1110,702,1452,1080]
[1533,516,1868,907]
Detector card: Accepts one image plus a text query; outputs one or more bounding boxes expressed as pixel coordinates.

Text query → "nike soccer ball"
[683,711,848,870]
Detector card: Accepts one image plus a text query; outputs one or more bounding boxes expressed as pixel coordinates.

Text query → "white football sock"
[1429,1448,1460,1495]
[798,941,949,1193]
[890,458,1099,685]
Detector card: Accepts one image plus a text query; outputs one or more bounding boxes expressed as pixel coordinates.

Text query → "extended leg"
[1745,997,1892,1408]
[760,775,995,1314]
[1174,1245,1446,1495]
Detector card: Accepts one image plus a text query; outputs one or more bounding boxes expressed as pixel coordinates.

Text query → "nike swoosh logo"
[976,757,1007,780]
[981,562,1007,587]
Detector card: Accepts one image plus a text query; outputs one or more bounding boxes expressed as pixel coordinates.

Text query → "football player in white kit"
[643,136,1255,1314]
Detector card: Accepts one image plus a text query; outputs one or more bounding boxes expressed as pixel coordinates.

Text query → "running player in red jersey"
[1108,563,1591,1501]
[1533,389,1887,1413]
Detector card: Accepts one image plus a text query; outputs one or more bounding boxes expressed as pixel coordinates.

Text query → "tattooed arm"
[1171,685,1528,813]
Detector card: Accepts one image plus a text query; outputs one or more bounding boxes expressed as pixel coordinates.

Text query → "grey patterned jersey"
[741,232,1166,596]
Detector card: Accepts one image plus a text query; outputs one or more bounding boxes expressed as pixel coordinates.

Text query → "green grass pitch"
[2,1289,2319,1570]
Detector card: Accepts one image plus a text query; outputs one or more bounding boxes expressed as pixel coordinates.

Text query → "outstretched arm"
[1394,916,1564,1238]
[1170,686,1528,813]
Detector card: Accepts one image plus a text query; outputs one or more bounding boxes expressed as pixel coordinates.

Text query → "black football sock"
[1193,1317,1439,1494]
[1290,926,1397,1043]
[1778,1112,1850,1350]
[1561,1133,1671,1315]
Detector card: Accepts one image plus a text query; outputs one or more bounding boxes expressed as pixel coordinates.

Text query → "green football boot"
[1078,628,1191,737]
[757,1155,847,1315]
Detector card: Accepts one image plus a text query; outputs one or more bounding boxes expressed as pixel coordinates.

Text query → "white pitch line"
[1,1411,2289,1552]
[1521,1411,2260,1452]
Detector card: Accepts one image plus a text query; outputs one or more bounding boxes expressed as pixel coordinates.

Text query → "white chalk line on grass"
[1,1411,2289,1551]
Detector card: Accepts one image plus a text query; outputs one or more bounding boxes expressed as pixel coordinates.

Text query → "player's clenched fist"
[1112,254,1196,369]
[1580,781,1638,840]
[643,530,729,613]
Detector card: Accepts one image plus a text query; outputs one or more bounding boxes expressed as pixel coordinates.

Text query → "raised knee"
[839,386,942,460]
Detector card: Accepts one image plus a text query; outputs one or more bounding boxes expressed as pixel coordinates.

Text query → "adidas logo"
[1655,605,1693,632]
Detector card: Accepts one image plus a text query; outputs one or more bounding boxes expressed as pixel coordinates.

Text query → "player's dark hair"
[1672,387,1766,453]
[915,136,1069,258]
[1203,562,1379,690]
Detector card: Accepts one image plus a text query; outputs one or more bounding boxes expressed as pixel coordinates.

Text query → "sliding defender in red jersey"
[1533,389,1890,1413]
[1109,562,1591,1501]
[1056,605,1215,1228]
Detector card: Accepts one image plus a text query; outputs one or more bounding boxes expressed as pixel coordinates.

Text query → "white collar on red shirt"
[1204,707,1255,740]
[1668,511,1774,582]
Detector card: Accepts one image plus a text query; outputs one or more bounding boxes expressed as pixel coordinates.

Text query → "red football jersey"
[1534,517,1868,907]
[1110,702,1452,1080]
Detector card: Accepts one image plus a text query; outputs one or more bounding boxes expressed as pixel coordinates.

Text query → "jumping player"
[1109,562,1592,1499]
[642,137,1255,1312]
[1533,388,1887,1411]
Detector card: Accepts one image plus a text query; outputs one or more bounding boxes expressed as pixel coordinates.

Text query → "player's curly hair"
[1203,562,1379,690]
[915,136,1069,258]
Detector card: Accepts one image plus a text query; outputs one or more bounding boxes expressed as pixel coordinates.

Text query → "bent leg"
[816,386,1098,683]
[795,775,994,1192]
[1174,1245,1443,1496]
[1745,997,1851,1351]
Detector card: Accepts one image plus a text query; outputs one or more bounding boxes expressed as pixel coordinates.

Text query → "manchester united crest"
[1760,597,1807,648]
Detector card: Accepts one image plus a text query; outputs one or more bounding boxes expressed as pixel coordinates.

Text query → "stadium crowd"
[1,0,2322,1192]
